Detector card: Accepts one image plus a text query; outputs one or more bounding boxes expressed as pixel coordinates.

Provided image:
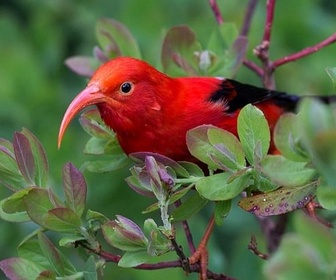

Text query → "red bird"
[58,56,300,279]
[58,56,297,159]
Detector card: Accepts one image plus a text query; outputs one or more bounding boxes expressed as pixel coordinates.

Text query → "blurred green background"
[0,0,335,279]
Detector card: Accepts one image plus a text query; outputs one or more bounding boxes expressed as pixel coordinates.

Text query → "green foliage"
[1,2,336,279]
[2,94,336,278]
[264,213,336,280]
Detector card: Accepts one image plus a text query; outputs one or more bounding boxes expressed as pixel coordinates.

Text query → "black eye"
[120,82,133,94]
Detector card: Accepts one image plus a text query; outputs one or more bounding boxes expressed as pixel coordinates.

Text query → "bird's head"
[58,57,172,148]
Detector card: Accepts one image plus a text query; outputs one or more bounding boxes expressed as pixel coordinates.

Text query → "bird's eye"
[120,82,133,94]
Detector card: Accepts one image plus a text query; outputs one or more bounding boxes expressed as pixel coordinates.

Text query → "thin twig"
[174,200,196,254]
[254,0,277,88]
[79,241,233,279]
[273,33,336,68]
[189,215,215,280]
[240,0,259,37]
[243,59,264,77]
[262,0,276,43]
[248,235,269,260]
[208,0,224,24]
[170,238,191,272]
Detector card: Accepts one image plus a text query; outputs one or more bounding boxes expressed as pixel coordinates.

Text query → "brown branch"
[189,215,215,280]
[253,0,277,89]
[208,0,224,24]
[248,235,269,260]
[174,200,196,255]
[243,59,264,77]
[273,33,336,68]
[170,238,190,272]
[262,0,276,43]
[240,0,259,37]
[80,241,234,279]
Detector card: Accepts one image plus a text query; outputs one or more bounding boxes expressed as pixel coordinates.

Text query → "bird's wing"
[209,79,299,113]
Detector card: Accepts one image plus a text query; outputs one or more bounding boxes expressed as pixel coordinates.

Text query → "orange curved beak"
[58,84,106,148]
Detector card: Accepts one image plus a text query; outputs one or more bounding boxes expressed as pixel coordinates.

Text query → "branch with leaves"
[1,1,336,280]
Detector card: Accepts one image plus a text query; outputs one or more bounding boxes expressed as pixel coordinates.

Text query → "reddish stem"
[253,0,277,88]
[243,59,264,77]
[95,245,233,279]
[262,0,276,43]
[189,215,215,280]
[273,33,336,68]
[240,0,258,37]
[208,0,224,24]
[174,200,196,254]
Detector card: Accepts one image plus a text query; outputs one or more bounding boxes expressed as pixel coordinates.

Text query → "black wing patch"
[209,79,299,113]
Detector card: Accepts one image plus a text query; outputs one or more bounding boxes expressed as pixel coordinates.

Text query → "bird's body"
[59,57,298,160]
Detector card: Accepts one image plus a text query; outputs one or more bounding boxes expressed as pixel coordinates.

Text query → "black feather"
[209,79,299,113]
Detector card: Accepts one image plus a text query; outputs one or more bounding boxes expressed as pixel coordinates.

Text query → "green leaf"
[79,109,115,140]
[83,256,97,280]
[96,18,141,59]
[178,161,204,177]
[38,232,77,275]
[0,140,25,190]
[24,188,81,232]
[260,155,316,187]
[21,128,49,187]
[64,56,98,77]
[18,239,50,271]
[264,236,329,280]
[2,187,34,214]
[85,154,130,172]
[237,104,270,165]
[207,126,246,171]
[86,209,109,232]
[161,25,202,76]
[130,152,190,178]
[196,171,252,201]
[59,235,86,248]
[214,200,231,226]
[326,67,336,90]
[142,184,194,214]
[118,251,150,268]
[144,218,172,256]
[38,232,65,275]
[0,257,43,280]
[207,23,247,77]
[170,192,208,223]
[84,138,107,155]
[297,99,336,186]
[316,183,336,210]
[273,113,307,162]
[102,217,148,251]
[0,138,25,190]
[23,188,54,224]
[254,173,278,192]
[0,198,30,222]
[208,22,238,51]
[37,270,57,280]
[187,125,245,171]
[62,163,87,217]
[45,208,82,232]
[239,182,317,216]
[13,132,35,185]
[265,213,336,280]
[311,131,336,186]
[293,213,336,261]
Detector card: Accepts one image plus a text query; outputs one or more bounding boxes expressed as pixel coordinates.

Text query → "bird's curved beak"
[58,83,106,148]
